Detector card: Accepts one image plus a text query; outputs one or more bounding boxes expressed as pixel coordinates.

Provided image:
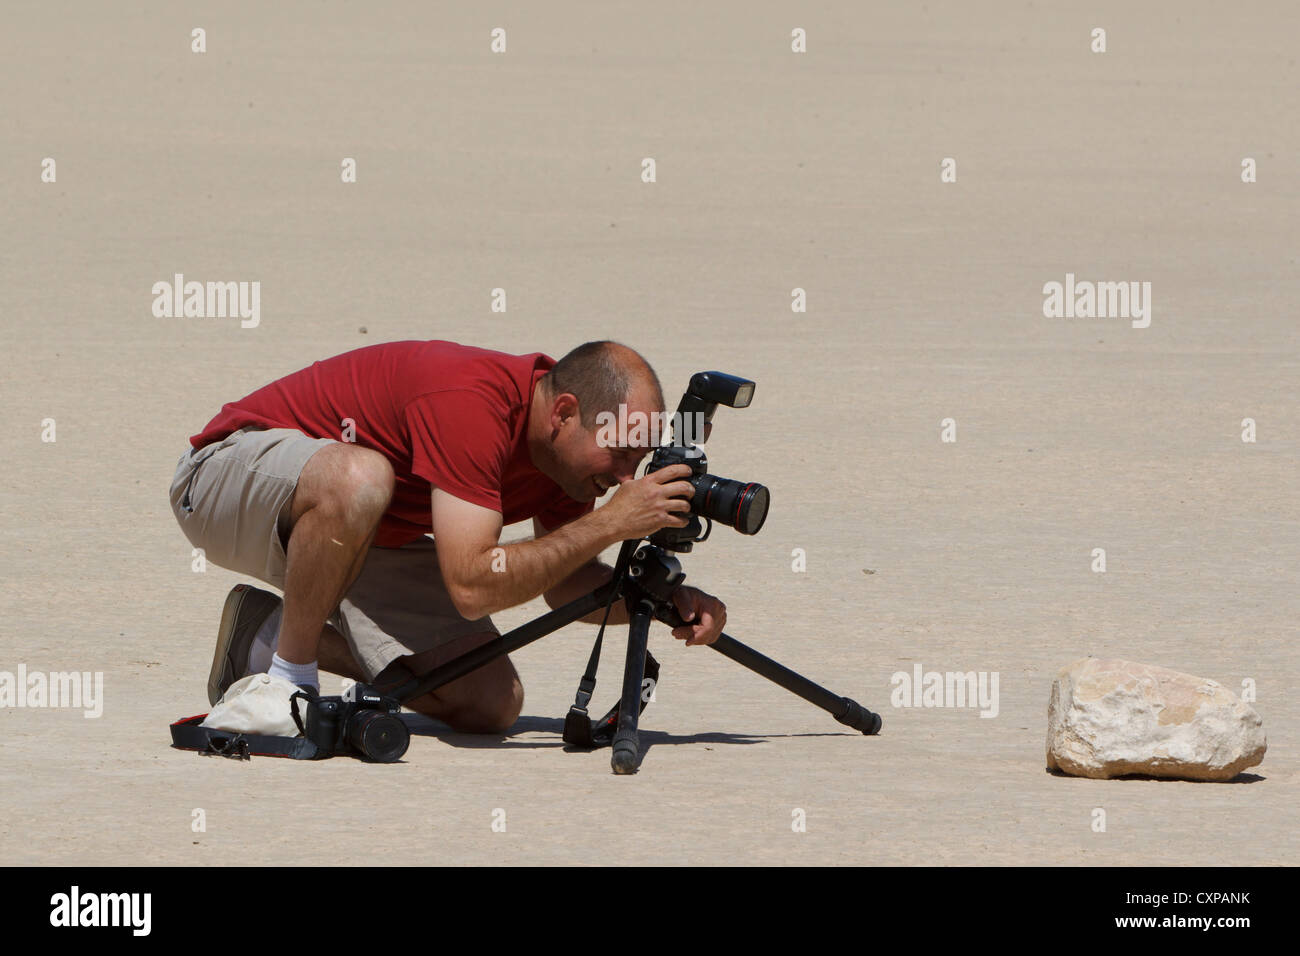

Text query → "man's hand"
[597,464,695,542]
[669,585,726,646]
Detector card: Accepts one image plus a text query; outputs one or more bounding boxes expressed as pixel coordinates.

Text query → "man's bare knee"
[446,678,522,734]
[289,444,394,533]
[340,449,394,517]
[411,676,523,734]
[491,676,525,732]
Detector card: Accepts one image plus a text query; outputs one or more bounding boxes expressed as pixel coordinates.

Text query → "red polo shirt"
[188,340,593,547]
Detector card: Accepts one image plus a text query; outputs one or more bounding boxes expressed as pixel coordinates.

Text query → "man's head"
[529,341,665,501]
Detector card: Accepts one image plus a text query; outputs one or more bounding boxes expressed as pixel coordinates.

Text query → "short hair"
[542,341,663,428]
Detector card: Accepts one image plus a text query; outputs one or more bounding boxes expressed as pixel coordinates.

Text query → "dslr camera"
[644,371,769,547]
[291,683,410,762]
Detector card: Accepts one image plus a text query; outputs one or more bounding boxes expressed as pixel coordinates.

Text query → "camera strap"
[168,713,323,760]
[562,605,660,748]
[562,649,659,748]
[562,546,667,748]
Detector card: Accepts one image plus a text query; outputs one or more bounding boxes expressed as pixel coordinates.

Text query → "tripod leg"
[611,602,654,774]
[388,579,621,704]
[710,634,882,734]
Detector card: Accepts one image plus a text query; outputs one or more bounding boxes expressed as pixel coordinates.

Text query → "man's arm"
[432,464,695,621]
[535,517,630,626]
[535,517,728,642]
[431,489,620,621]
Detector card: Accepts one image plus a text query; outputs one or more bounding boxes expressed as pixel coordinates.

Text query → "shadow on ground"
[1044,768,1265,784]
[402,712,859,753]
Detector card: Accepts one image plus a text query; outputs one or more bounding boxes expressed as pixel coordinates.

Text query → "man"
[168,339,726,733]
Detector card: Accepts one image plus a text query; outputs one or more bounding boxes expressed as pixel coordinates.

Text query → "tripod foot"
[611,735,640,774]
[835,697,883,735]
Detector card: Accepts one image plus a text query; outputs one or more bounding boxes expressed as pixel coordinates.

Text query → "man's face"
[550,382,661,501]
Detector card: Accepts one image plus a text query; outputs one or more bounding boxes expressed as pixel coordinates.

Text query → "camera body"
[645,440,768,541]
[292,683,410,762]
[646,443,706,480]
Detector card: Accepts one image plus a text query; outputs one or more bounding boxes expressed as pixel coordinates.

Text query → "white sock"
[246,604,283,676]
[268,652,319,693]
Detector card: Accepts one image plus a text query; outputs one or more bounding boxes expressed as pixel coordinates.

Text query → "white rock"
[1046,658,1265,781]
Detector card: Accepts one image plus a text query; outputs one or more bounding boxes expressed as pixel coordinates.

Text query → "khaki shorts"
[169,427,499,681]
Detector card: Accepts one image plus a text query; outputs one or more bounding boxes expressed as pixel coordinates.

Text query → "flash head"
[671,372,755,446]
[687,371,755,408]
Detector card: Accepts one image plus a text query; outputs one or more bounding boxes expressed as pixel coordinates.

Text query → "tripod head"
[623,542,688,627]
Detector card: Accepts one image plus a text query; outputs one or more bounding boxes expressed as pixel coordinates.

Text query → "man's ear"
[551,391,580,429]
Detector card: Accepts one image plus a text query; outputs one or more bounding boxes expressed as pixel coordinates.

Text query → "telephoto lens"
[693,475,769,535]
[345,709,410,762]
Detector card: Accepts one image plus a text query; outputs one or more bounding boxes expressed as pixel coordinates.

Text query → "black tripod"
[388,533,882,774]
